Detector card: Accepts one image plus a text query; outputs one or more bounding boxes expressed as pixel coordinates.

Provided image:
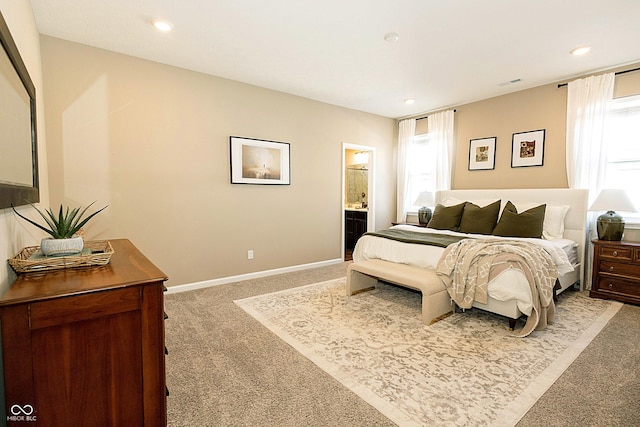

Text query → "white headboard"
[436,188,589,285]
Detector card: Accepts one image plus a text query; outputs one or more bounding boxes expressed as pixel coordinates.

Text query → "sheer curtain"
[396,118,416,222]
[565,72,614,288]
[428,110,455,191]
[566,73,614,197]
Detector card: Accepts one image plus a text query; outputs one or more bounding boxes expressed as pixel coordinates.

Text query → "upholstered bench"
[346,259,454,324]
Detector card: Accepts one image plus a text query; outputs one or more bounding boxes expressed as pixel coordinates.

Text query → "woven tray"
[8,240,114,274]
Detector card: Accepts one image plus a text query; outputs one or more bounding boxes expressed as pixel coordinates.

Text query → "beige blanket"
[436,239,557,337]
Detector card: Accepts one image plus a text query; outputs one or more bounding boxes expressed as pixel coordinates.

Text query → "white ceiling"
[30,0,640,119]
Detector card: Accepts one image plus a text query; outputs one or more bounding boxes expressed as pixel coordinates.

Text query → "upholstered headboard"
[436,188,589,286]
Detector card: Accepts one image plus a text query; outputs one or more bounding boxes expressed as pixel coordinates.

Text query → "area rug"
[234,278,622,427]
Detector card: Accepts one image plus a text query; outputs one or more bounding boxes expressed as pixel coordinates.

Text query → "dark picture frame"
[230,136,291,185]
[0,10,39,208]
[468,137,496,171]
[511,129,545,168]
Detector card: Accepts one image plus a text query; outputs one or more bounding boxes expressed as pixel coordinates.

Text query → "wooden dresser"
[590,239,640,305]
[0,239,168,426]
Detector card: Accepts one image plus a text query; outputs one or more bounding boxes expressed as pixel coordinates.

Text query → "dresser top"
[1,239,167,306]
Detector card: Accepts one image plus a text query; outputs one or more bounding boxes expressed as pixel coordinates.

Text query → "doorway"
[342,143,376,261]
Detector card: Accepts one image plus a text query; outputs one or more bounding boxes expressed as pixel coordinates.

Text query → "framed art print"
[468,137,496,171]
[230,136,291,185]
[511,129,545,168]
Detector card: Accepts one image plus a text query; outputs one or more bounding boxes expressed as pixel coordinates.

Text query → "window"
[605,95,640,219]
[405,133,437,213]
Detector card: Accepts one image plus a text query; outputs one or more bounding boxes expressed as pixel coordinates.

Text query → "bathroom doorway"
[342,143,376,261]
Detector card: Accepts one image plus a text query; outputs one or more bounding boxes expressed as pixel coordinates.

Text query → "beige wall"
[454,82,568,189]
[418,63,640,191]
[6,16,639,290]
[0,1,50,294]
[40,36,397,287]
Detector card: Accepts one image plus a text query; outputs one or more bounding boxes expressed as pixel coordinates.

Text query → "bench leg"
[346,268,378,296]
[421,290,454,325]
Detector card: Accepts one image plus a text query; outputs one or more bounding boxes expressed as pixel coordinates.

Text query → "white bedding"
[352,224,578,316]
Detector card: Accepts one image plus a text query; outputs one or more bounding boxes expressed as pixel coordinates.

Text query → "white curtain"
[565,72,614,289]
[396,118,416,222]
[428,109,455,191]
[566,73,615,198]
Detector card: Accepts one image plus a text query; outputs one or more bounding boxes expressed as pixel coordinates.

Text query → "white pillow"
[440,197,465,207]
[441,197,499,208]
[542,205,571,240]
[508,202,570,240]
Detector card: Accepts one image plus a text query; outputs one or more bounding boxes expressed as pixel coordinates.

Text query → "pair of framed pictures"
[468,129,545,171]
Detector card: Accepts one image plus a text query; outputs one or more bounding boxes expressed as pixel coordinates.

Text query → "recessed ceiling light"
[404,98,415,105]
[384,33,399,42]
[570,46,590,56]
[152,19,173,32]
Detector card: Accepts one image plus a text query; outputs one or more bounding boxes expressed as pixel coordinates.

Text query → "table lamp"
[589,189,637,240]
[414,191,435,225]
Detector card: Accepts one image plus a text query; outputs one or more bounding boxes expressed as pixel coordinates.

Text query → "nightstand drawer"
[599,260,640,278]
[599,245,633,261]
[596,276,640,297]
[592,239,640,305]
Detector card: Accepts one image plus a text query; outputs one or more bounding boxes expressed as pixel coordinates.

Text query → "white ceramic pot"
[40,236,84,256]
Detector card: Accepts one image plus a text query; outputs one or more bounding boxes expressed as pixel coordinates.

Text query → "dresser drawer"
[599,245,633,261]
[599,260,640,278]
[595,275,640,297]
[30,287,141,330]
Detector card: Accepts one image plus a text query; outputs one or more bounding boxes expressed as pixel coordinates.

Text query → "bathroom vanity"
[345,208,368,252]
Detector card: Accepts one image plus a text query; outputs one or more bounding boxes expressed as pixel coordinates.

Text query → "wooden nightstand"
[590,239,640,305]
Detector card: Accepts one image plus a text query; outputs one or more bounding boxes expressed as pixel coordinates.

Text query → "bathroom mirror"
[0,10,39,209]
[346,165,368,206]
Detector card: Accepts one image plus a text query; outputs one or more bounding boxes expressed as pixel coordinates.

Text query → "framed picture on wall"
[230,136,291,185]
[511,129,545,168]
[468,137,496,170]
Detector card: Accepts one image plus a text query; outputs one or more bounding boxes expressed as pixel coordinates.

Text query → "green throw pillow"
[492,201,546,238]
[459,200,501,235]
[427,202,466,231]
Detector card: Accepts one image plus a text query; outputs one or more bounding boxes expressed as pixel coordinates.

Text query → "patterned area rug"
[234,278,621,427]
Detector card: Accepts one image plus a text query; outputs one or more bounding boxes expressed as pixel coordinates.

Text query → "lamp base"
[418,207,432,225]
[597,210,625,241]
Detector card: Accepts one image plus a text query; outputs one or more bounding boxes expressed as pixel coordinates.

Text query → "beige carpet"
[235,278,621,426]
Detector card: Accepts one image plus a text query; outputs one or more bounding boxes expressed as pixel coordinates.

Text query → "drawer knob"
[608,283,613,289]
[609,266,615,272]
[613,251,618,256]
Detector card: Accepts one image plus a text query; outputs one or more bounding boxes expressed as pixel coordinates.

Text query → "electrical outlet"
[247,250,254,260]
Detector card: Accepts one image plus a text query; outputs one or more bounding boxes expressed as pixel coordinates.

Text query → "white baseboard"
[165,258,345,294]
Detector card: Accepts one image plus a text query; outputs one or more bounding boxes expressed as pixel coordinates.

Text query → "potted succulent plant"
[12,202,108,256]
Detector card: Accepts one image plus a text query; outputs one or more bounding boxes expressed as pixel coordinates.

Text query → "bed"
[347,188,588,335]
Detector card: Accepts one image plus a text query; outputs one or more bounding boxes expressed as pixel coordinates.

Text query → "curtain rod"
[415,109,456,121]
[557,66,640,88]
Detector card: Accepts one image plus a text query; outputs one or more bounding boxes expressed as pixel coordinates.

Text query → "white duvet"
[352,225,577,316]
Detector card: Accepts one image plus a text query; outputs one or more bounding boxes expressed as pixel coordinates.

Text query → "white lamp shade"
[414,191,434,207]
[589,189,637,212]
